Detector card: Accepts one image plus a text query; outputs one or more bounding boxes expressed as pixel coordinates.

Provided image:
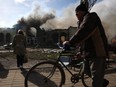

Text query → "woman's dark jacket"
[12,34,26,55]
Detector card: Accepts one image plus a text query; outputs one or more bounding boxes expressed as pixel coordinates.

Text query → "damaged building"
[0,26,77,48]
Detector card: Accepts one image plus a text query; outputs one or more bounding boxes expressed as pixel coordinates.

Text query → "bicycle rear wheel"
[25,61,65,87]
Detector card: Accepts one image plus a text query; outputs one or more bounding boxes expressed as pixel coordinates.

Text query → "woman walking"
[12,30,26,69]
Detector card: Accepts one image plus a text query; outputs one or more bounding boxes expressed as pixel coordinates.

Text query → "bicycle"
[24,44,92,87]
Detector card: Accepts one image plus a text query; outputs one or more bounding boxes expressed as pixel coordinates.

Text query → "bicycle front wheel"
[81,70,92,87]
[25,61,65,87]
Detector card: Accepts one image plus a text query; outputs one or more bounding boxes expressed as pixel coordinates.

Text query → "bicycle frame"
[57,51,75,75]
[53,50,85,84]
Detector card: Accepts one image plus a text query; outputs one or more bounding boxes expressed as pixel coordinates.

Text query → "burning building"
[14,12,55,47]
[14,18,77,48]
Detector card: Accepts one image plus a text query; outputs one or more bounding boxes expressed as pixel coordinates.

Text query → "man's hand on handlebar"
[62,41,71,51]
[57,41,76,51]
[63,41,70,45]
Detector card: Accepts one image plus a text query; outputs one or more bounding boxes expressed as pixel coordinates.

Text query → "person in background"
[63,3,109,87]
[12,30,26,69]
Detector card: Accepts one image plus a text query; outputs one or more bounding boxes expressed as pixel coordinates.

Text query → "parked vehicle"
[3,43,12,50]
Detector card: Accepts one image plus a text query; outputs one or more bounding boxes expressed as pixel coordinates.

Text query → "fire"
[112,39,116,43]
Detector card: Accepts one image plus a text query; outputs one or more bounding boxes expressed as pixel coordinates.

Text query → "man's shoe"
[103,79,109,87]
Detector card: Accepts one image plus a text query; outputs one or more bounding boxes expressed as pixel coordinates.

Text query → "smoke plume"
[17,5,55,36]
[41,4,77,29]
[91,0,116,43]
[18,5,55,29]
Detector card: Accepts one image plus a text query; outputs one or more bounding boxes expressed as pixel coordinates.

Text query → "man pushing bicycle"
[63,3,109,87]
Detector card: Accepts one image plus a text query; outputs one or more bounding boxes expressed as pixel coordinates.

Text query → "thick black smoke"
[17,5,55,36]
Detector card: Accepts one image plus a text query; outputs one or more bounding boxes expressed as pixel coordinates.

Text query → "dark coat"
[12,34,26,55]
[69,12,109,58]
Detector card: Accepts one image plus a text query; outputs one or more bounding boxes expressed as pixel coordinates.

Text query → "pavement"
[0,58,116,87]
